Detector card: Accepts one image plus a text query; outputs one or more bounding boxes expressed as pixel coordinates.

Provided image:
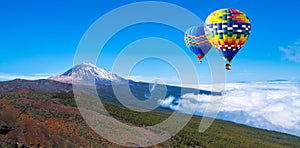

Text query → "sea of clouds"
[158,81,300,136]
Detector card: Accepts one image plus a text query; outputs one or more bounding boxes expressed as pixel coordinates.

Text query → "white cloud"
[158,81,300,136]
[0,73,52,81]
[279,40,300,62]
[159,96,174,106]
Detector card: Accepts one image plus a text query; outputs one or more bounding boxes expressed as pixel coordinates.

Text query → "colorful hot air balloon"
[204,8,251,70]
[184,26,212,64]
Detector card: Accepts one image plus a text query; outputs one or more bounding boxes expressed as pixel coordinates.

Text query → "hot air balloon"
[204,8,251,70]
[184,26,212,64]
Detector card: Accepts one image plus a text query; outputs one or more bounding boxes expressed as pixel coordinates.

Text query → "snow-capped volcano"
[49,62,127,84]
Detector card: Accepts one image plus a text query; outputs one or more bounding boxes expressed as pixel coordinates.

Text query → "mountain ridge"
[0,79,72,93]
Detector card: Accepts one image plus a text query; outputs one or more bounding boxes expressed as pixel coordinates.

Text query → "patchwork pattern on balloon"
[204,8,251,70]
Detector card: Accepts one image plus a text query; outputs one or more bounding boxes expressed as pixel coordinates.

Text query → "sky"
[1,0,300,84]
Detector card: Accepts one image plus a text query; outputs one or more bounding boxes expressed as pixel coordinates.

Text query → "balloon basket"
[225,64,231,70]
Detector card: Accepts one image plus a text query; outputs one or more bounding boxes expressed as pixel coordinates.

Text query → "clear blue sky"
[1,0,300,83]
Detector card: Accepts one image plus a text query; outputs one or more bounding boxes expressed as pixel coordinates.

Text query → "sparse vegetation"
[0,90,299,147]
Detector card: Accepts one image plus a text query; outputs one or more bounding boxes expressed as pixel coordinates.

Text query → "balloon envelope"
[184,26,212,62]
[204,8,251,63]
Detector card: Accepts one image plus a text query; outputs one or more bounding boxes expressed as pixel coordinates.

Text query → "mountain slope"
[49,62,128,85]
[0,90,299,147]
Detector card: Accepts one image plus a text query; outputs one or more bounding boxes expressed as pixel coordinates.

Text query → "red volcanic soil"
[0,92,167,148]
[0,99,95,147]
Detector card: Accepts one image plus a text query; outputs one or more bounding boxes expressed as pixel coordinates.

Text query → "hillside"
[0,79,217,111]
[0,90,299,147]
